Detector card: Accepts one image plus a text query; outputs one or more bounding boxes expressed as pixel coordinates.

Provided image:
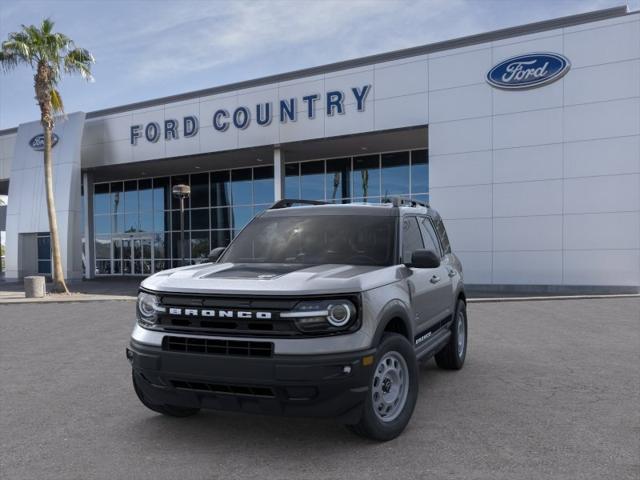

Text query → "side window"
[419,217,441,257]
[432,215,451,254]
[402,217,424,264]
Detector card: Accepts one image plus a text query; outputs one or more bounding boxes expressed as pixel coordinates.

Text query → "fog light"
[362,355,374,366]
[126,348,134,364]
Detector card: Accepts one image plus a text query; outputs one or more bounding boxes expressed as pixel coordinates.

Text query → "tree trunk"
[36,63,69,293]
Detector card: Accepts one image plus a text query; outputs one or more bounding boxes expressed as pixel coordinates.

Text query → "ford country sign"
[29,133,59,151]
[487,53,570,90]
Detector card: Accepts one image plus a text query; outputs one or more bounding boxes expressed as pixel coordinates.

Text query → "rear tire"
[132,371,200,417]
[435,300,467,370]
[346,333,418,441]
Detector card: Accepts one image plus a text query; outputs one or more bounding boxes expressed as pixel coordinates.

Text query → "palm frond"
[64,47,94,81]
[50,88,64,114]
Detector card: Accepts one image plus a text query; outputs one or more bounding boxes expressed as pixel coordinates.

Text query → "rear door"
[401,216,449,336]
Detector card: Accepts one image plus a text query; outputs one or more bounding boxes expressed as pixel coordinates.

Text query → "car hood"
[140,262,401,295]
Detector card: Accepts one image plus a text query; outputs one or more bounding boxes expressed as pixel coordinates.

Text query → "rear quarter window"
[431,215,451,254]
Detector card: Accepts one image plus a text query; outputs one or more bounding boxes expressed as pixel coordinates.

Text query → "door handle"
[448,269,457,278]
[430,275,440,284]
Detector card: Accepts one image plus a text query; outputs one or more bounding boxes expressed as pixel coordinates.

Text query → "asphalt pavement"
[1,298,638,480]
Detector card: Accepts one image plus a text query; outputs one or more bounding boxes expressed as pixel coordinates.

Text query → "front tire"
[347,333,418,441]
[435,299,467,370]
[132,371,200,417]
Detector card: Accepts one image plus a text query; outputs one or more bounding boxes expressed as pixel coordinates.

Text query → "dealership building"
[0,6,638,292]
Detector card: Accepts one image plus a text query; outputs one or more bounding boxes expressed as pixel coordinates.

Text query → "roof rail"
[382,196,430,208]
[270,199,328,209]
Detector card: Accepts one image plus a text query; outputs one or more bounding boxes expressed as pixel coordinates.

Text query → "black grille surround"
[144,291,362,338]
[171,380,275,397]
[163,336,273,357]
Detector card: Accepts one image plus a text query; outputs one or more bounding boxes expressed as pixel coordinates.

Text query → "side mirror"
[406,249,440,269]
[208,247,226,263]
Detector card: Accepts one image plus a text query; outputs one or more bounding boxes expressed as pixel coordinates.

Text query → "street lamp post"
[172,184,191,267]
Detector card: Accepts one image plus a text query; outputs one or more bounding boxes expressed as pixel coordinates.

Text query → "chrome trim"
[279,310,329,318]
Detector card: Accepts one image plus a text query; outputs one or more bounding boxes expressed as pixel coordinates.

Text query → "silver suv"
[127,198,467,441]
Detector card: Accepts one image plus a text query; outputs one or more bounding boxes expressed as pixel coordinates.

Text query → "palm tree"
[0,19,94,293]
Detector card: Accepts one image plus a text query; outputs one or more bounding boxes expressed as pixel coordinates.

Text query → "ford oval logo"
[487,53,570,90]
[29,133,59,151]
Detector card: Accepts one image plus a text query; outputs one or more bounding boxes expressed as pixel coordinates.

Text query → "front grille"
[163,336,273,357]
[171,380,275,397]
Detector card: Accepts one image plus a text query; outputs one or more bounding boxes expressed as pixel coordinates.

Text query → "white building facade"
[0,6,638,292]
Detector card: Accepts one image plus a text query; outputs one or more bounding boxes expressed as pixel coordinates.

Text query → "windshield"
[220,214,396,266]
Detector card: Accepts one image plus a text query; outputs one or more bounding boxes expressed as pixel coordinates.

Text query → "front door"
[114,236,153,275]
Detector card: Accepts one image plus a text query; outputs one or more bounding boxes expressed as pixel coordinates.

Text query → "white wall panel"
[457,251,493,284]
[164,102,202,158]
[428,48,492,91]
[374,60,427,100]
[493,80,563,115]
[325,102,374,138]
[493,251,563,284]
[493,180,563,217]
[444,218,492,252]
[373,93,428,131]
[564,174,640,214]
[199,125,238,153]
[493,143,563,183]
[102,113,133,144]
[492,34,563,61]
[429,83,491,123]
[564,20,640,68]
[564,135,640,178]
[429,150,492,187]
[564,249,640,286]
[493,108,563,149]
[564,98,640,143]
[564,212,640,250]
[493,215,563,251]
[429,184,492,219]
[564,60,640,106]
[429,116,491,155]
[102,139,133,166]
[324,68,374,106]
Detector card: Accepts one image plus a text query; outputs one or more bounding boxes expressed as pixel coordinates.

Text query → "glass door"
[113,236,154,275]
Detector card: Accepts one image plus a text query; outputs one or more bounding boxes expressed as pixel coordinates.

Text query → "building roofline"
[0,5,632,136]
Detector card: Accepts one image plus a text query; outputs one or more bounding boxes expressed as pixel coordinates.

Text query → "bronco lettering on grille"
[167,307,273,320]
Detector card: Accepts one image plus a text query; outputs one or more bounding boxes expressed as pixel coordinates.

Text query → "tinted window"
[432,215,451,254]
[300,161,325,200]
[381,151,410,197]
[419,217,441,256]
[326,158,350,203]
[253,166,274,204]
[401,217,424,264]
[353,155,380,200]
[284,163,300,198]
[221,215,396,266]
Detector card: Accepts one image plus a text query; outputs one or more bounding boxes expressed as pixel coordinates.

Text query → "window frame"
[400,215,425,265]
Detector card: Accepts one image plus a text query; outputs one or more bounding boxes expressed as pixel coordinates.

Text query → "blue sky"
[0,0,634,130]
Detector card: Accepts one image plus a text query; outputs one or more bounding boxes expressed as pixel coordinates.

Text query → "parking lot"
[1,297,638,480]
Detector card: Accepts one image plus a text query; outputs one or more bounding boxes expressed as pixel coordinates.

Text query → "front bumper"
[128,338,376,423]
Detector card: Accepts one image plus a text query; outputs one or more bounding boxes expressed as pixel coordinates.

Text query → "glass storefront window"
[171,210,190,232]
[253,166,274,204]
[191,208,210,230]
[171,175,190,209]
[353,155,380,200]
[211,171,231,208]
[139,212,153,232]
[284,163,300,198]
[153,177,170,211]
[326,158,350,203]
[411,149,428,195]
[190,173,209,208]
[190,231,210,261]
[95,236,111,259]
[381,151,410,197]
[231,169,252,205]
[94,215,110,235]
[211,230,231,249]
[94,183,110,215]
[138,179,153,212]
[301,161,325,200]
[232,205,253,230]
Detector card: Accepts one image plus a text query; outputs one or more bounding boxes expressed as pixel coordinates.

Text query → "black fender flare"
[371,299,414,347]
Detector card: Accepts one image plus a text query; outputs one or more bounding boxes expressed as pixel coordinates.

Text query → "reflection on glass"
[113,238,122,261]
[381,151,410,197]
[211,207,231,229]
[190,231,210,260]
[124,180,139,213]
[153,177,170,211]
[411,149,428,194]
[153,211,167,232]
[231,169,252,205]
[154,233,168,258]
[171,175,190,209]
[37,235,51,259]
[301,161,324,200]
[211,171,230,207]
[94,184,110,215]
[38,260,51,274]
[190,208,209,230]
[190,173,209,208]
[113,261,122,274]
[172,232,189,259]
[232,206,253,230]
[211,230,231,249]
[139,212,153,232]
[124,212,139,232]
[96,260,111,274]
[95,236,111,259]
[284,163,299,198]
[326,158,350,203]
[171,210,190,232]
[353,155,380,201]
[139,179,153,211]
[253,166,274,204]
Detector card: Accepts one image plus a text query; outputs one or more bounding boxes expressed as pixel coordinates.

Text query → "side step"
[415,327,451,361]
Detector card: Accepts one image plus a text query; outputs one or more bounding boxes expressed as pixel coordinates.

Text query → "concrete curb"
[0,295,136,304]
[467,293,640,303]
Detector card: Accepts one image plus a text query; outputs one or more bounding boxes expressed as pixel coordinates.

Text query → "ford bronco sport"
[127,197,467,441]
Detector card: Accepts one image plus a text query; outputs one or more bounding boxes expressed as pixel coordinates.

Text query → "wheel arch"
[371,301,413,347]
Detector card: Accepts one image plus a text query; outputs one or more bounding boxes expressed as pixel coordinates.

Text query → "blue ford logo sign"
[487,53,570,90]
[29,133,59,151]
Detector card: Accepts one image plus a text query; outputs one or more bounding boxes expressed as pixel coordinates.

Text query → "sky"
[0,0,636,130]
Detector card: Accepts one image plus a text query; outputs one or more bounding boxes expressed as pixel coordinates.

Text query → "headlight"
[282,299,357,334]
[136,292,164,327]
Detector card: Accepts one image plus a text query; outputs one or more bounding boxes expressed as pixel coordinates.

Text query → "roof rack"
[382,196,430,208]
[270,199,328,209]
